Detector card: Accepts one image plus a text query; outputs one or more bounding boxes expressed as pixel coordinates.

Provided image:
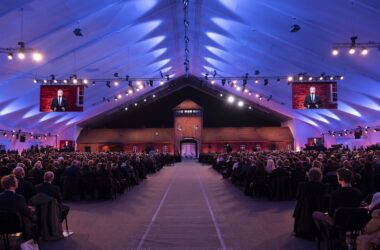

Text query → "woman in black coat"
[293,167,327,239]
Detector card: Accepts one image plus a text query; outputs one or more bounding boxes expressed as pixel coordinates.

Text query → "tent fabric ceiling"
[0,0,379,135]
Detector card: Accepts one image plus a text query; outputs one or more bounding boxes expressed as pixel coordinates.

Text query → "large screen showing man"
[292,82,338,109]
[40,85,84,112]
[50,89,68,112]
[304,86,321,109]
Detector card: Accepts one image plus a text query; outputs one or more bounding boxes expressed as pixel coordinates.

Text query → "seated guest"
[96,163,113,199]
[313,168,362,246]
[80,160,96,199]
[269,160,293,200]
[28,161,44,185]
[36,171,63,203]
[265,158,276,173]
[0,158,12,177]
[13,165,36,203]
[0,174,36,240]
[293,168,326,239]
[62,160,81,199]
[360,162,376,197]
[356,208,380,250]
[36,171,70,222]
[368,192,380,213]
[251,161,268,196]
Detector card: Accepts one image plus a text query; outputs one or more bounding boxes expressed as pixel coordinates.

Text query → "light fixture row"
[0,42,43,62]
[332,36,380,56]
[33,72,171,87]
[183,0,190,77]
[324,126,380,137]
[204,72,343,86]
[0,129,52,140]
[103,81,164,104]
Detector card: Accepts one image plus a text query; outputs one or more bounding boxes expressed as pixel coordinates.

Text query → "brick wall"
[77,127,293,153]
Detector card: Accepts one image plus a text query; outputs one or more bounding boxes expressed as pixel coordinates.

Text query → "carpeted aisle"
[41,160,314,250]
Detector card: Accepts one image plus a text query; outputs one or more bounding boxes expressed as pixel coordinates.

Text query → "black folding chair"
[0,210,24,250]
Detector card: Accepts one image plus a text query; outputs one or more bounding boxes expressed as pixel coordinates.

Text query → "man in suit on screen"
[304,86,322,109]
[50,89,68,112]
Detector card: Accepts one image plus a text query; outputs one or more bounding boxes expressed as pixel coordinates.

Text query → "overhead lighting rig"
[1,8,44,62]
[332,36,380,56]
[202,71,344,86]
[202,73,284,105]
[183,0,190,77]
[323,125,380,137]
[0,41,43,62]
[0,129,53,140]
[33,72,172,86]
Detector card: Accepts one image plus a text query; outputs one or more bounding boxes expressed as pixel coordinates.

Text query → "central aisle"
[136,160,224,249]
[43,161,313,250]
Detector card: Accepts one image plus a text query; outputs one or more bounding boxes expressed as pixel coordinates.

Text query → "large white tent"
[0,0,379,149]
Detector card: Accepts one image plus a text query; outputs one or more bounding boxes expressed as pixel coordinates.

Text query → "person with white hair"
[28,160,45,185]
[36,171,70,222]
[265,158,276,173]
[13,165,36,202]
[304,85,321,109]
[369,192,380,212]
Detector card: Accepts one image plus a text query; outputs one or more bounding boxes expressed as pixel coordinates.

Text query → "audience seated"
[0,147,174,248]
[200,143,380,248]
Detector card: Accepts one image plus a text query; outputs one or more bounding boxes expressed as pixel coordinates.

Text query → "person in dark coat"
[62,160,81,199]
[313,168,362,246]
[0,164,12,177]
[0,174,36,240]
[269,160,293,200]
[28,161,44,185]
[13,165,36,203]
[80,160,96,199]
[36,172,63,203]
[96,163,113,199]
[251,161,268,196]
[293,167,326,239]
[360,161,376,196]
[36,171,70,222]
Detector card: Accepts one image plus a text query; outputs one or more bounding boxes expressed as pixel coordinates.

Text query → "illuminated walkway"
[43,161,313,250]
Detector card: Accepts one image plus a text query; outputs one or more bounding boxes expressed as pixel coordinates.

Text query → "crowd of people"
[0,148,175,248]
[199,144,380,250]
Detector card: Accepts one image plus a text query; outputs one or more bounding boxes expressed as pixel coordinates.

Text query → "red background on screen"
[59,140,75,149]
[40,86,83,112]
[292,82,337,109]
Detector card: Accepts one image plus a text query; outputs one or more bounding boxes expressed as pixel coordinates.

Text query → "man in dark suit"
[36,171,63,203]
[36,171,70,221]
[28,161,44,186]
[0,174,36,239]
[304,86,322,109]
[50,89,68,112]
